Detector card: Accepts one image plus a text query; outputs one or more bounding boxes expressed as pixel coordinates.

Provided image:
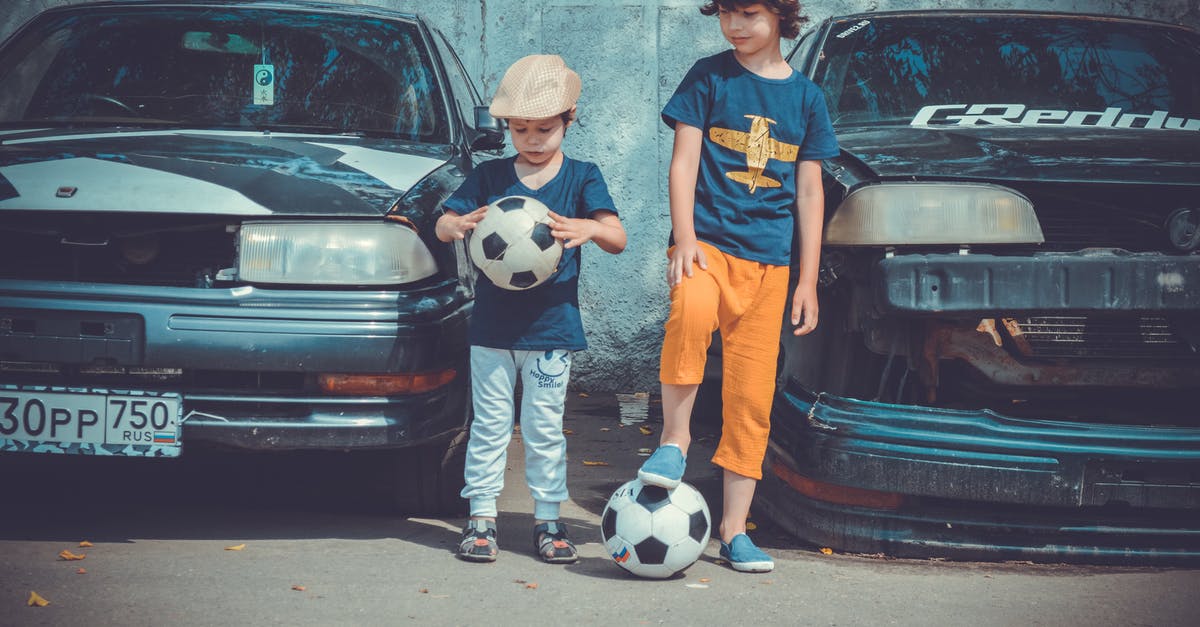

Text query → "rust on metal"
[921,322,1199,388]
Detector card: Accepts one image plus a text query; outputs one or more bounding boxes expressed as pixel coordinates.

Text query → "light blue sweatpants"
[461,346,572,520]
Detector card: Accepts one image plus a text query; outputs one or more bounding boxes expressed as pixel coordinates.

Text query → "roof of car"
[830,9,1195,30]
[35,0,423,22]
[823,9,1195,32]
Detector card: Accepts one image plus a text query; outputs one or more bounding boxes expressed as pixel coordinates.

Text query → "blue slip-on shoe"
[719,533,774,573]
[637,443,685,489]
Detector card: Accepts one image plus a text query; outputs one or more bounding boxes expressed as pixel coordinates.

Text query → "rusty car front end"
[761,11,1200,563]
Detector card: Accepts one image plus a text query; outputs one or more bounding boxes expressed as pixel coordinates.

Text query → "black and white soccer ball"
[467,195,562,290]
[600,478,711,579]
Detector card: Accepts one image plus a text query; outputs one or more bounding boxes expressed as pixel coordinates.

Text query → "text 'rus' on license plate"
[0,388,182,457]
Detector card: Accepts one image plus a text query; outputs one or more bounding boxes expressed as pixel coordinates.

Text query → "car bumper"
[761,382,1200,564]
[177,383,468,451]
[875,251,1200,315]
[0,280,471,453]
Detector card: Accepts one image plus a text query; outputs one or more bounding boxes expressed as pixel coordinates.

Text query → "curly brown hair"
[699,0,808,40]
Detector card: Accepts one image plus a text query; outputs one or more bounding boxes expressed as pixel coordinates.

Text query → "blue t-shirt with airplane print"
[662,50,839,266]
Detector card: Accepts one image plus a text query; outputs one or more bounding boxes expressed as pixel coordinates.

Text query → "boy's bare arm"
[791,160,825,336]
[667,122,705,286]
[434,206,488,242]
[548,209,626,254]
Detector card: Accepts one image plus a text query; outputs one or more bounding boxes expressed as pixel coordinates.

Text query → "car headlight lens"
[238,221,437,285]
[825,183,1044,246]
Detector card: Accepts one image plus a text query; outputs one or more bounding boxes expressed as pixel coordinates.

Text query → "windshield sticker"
[912,104,1199,131]
[834,20,870,39]
[253,64,275,106]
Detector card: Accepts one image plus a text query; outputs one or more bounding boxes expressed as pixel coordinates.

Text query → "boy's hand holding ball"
[436,206,488,241]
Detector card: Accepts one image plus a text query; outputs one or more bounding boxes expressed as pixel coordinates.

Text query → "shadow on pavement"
[0,393,735,548]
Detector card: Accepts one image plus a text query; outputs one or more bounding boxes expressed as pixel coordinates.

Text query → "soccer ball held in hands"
[467,195,563,290]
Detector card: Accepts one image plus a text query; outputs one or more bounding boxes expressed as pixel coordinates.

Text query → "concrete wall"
[3,0,1198,391]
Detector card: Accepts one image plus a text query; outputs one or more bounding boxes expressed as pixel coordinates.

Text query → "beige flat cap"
[489,54,581,120]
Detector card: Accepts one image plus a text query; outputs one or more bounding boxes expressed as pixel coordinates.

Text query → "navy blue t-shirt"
[662,50,840,266]
[444,155,616,351]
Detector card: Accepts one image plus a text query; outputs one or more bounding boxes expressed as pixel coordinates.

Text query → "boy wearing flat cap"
[436,54,626,564]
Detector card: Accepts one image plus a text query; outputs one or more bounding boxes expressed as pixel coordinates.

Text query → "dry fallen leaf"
[599,427,611,432]
[291,585,306,592]
[76,568,87,575]
[58,549,86,561]
[745,522,757,531]
[419,588,429,594]
[582,461,609,466]
[524,583,538,590]
[27,591,50,607]
[561,429,574,435]
[820,547,833,555]
[638,425,653,435]
[699,578,711,583]
[78,541,94,548]
[578,392,590,398]
[224,544,246,551]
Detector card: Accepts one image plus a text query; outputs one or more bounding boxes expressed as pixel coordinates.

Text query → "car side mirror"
[471,106,506,151]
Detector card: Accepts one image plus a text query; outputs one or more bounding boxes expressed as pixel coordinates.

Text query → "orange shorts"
[659,241,789,480]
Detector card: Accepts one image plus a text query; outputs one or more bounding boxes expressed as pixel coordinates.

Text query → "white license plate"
[0,387,182,457]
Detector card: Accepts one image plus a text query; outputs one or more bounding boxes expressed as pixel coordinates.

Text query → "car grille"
[1009,315,1199,360]
[0,214,236,287]
[1018,184,1193,254]
[1036,209,1165,253]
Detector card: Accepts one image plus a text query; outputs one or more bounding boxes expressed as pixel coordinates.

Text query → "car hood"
[0,127,452,216]
[832,125,1200,186]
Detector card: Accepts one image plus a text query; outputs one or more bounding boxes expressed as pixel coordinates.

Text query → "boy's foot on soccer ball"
[637,443,686,488]
[458,518,498,562]
[533,521,578,564]
[719,533,774,573]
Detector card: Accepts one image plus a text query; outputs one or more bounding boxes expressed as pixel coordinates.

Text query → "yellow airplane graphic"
[709,115,800,193]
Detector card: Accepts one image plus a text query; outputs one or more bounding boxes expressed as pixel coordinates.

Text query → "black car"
[0,1,504,513]
[759,11,1200,563]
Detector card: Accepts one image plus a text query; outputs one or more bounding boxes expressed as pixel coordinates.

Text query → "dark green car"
[761,10,1200,563]
[0,1,506,513]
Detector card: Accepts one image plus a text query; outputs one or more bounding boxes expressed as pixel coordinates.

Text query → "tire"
[382,428,469,516]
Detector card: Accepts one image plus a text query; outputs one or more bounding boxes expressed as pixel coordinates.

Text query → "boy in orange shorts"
[638,0,838,572]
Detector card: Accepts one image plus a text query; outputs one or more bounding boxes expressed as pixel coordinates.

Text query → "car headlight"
[825,183,1044,246]
[237,221,437,285]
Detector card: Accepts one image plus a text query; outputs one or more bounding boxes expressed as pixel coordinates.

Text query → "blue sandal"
[458,519,498,562]
[534,521,578,564]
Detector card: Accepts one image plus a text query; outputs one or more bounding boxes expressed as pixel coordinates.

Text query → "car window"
[0,8,450,141]
[814,15,1200,128]
[432,29,482,129]
[786,28,821,74]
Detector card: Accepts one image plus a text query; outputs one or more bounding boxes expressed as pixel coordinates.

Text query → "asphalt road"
[1,394,1197,626]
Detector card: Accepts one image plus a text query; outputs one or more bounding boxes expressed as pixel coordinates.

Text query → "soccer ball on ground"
[600,478,711,579]
[467,195,562,290]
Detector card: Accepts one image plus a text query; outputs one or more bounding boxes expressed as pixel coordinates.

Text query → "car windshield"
[0,8,449,141]
[814,15,1200,129]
